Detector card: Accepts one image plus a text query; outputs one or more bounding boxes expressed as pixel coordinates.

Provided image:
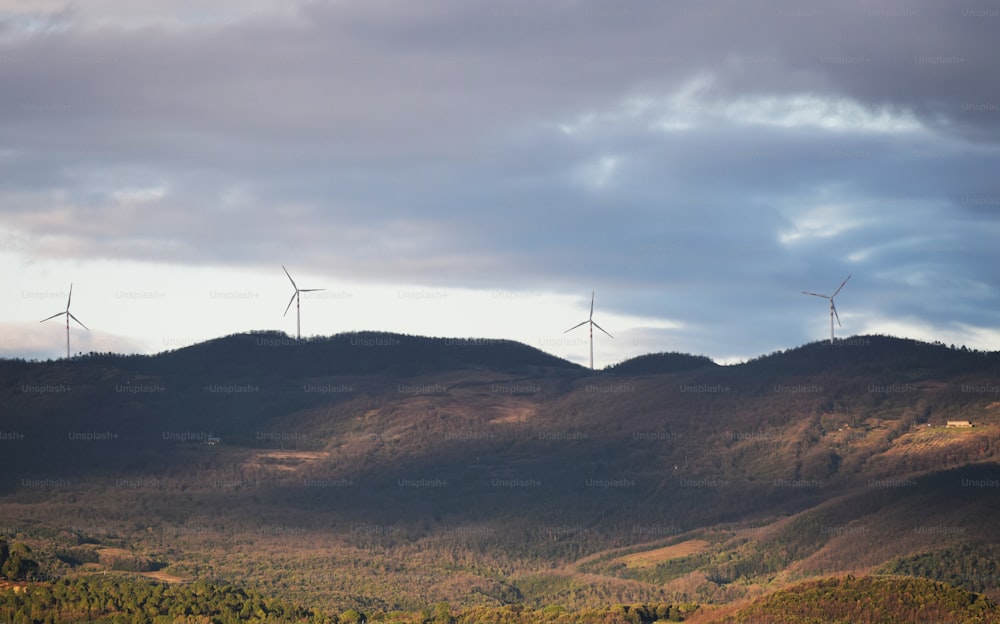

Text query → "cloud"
[0,0,997,361]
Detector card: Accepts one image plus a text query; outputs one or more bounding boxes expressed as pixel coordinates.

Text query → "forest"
[3,333,1000,620]
[0,574,696,624]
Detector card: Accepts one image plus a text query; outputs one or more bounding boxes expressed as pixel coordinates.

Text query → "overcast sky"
[2,0,999,367]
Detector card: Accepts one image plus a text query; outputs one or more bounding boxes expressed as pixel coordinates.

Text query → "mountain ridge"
[9,330,999,375]
[2,330,1000,611]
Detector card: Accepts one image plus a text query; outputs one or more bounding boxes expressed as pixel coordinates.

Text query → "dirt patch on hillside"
[617,539,711,569]
[244,450,329,472]
[138,570,189,584]
[489,405,536,424]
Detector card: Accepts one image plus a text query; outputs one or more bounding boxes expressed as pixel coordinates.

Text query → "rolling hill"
[1,331,999,614]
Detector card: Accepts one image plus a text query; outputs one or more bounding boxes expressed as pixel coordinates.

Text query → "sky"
[1,0,999,368]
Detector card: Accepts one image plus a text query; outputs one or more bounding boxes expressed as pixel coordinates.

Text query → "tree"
[341,609,367,624]
[0,540,39,581]
[432,602,454,624]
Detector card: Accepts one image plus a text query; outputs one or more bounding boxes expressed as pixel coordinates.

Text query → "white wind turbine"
[802,274,851,344]
[282,266,324,342]
[40,283,89,358]
[564,290,613,370]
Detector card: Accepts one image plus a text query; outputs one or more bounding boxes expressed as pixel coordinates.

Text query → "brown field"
[880,426,985,458]
[0,580,30,594]
[617,539,711,569]
[488,405,535,424]
[96,547,133,558]
[138,570,189,584]
[244,450,329,471]
[256,450,328,461]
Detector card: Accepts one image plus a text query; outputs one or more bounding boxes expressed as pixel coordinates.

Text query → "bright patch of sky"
[574,156,620,189]
[559,74,923,136]
[859,316,1000,352]
[0,1,292,33]
[778,203,873,245]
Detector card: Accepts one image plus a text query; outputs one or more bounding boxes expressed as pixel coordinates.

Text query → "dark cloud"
[0,0,998,359]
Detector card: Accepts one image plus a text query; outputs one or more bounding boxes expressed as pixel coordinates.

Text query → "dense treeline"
[0,576,697,624]
[727,575,999,624]
[606,352,717,375]
[878,543,1000,594]
[82,330,581,378]
[739,334,1000,378]
[5,573,999,624]
[451,602,696,624]
[0,576,325,624]
[0,538,40,581]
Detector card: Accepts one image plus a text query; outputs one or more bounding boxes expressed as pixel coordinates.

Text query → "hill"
[720,575,1000,623]
[159,330,583,376]
[0,330,584,478]
[1,332,1000,611]
[606,352,718,375]
[738,334,997,378]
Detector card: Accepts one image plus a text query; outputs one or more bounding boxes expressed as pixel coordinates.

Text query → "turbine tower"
[564,290,613,370]
[802,275,851,344]
[40,283,89,358]
[282,266,324,342]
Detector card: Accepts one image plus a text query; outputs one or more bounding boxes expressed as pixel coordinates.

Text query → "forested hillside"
[1,332,999,613]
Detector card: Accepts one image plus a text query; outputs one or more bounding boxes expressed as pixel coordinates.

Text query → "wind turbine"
[282,265,324,342]
[802,275,851,344]
[40,283,89,358]
[564,290,613,370]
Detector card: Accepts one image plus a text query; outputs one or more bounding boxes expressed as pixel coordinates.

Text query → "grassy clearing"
[617,540,712,569]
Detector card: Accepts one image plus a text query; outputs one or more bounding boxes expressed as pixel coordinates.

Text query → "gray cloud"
[0,0,998,359]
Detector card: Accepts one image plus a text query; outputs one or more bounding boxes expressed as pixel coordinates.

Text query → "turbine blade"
[68,312,90,331]
[832,302,841,327]
[299,288,324,292]
[40,311,65,323]
[283,292,297,317]
[282,265,298,290]
[564,320,589,333]
[67,283,73,310]
[801,291,830,299]
[592,320,613,339]
[832,274,851,298]
[589,291,595,320]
